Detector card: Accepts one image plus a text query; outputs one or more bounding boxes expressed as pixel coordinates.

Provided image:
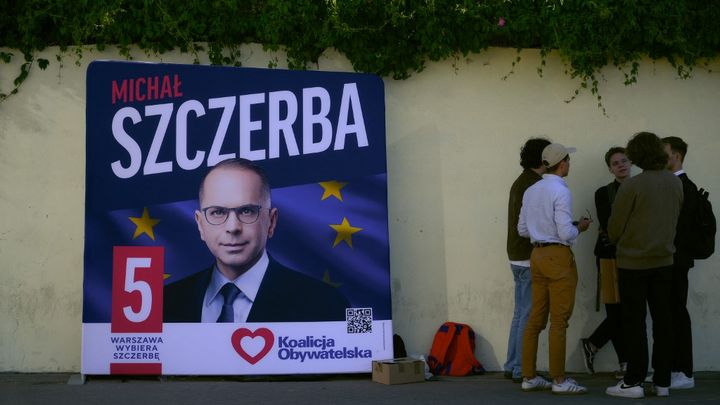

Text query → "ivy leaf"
[14,63,30,86]
[0,1,716,113]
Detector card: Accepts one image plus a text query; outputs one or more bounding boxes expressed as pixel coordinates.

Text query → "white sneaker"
[606,380,644,399]
[552,377,588,395]
[670,372,695,389]
[653,385,670,397]
[521,376,552,392]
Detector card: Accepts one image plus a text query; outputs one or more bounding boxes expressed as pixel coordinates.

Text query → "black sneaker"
[581,338,595,374]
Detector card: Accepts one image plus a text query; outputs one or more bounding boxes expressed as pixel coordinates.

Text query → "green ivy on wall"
[1,0,719,107]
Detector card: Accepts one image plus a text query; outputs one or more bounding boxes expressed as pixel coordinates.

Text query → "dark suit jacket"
[593,180,620,258]
[163,259,350,322]
[674,173,699,269]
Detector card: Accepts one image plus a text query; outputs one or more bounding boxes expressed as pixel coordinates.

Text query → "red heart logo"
[231,327,274,365]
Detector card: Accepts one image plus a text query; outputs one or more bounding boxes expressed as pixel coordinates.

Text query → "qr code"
[346,308,373,334]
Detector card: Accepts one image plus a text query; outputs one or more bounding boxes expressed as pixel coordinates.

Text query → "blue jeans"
[504,264,532,378]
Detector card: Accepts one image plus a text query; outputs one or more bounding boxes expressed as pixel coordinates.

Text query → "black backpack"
[691,188,716,260]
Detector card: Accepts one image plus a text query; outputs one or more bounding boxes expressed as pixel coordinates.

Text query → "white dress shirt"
[201,251,269,323]
[517,174,579,246]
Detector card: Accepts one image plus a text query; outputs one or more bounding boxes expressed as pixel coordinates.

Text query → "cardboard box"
[372,358,425,385]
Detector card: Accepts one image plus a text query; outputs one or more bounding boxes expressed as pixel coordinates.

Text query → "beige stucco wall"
[1,44,718,372]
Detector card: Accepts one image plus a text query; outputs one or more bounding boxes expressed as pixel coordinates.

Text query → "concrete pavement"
[2,371,719,404]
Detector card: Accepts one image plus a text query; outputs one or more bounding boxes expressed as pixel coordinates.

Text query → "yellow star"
[329,217,362,248]
[319,180,348,201]
[322,270,343,288]
[128,207,161,240]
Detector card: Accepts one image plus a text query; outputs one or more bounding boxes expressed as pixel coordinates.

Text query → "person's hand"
[576,217,593,232]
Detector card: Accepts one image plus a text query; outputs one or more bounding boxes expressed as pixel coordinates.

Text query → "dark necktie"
[217,283,241,323]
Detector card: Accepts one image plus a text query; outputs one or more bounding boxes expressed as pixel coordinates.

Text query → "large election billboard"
[82,61,392,375]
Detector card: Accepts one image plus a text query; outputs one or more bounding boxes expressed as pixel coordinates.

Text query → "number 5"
[112,246,163,332]
[123,258,152,323]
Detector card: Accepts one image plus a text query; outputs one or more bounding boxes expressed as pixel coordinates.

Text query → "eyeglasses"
[200,205,264,225]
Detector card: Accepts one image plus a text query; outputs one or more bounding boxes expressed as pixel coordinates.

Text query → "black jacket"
[673,173,699,269]
[594,180,620,258]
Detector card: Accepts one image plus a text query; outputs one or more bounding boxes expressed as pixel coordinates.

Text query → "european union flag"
[269,174,391,319]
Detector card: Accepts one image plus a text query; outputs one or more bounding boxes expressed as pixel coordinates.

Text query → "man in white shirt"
[517,143,592,395]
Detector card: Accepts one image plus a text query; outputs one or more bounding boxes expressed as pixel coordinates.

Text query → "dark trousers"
[618,266,673,387]
[588,302,626,364]
[671,265,693,376]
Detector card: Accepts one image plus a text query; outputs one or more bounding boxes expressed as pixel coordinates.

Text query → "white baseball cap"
[542,143,577,167]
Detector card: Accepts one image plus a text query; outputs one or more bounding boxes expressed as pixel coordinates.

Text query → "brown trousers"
[521,245,578,380]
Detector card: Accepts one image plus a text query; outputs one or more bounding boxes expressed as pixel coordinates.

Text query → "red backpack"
[427,322,485,376]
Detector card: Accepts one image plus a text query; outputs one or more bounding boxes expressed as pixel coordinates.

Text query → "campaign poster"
[82,61,392,375]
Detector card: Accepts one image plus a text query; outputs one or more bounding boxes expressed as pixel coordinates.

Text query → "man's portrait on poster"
[163,158,351,323]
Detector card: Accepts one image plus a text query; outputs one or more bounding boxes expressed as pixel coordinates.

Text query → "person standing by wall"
[504,137,551,383]
[581,147,631,379]
[605,132,682,399]
[518,143,592,395]
[662,136,700,390]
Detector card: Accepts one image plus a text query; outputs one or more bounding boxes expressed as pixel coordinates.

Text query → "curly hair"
[625,132,668,170]
[520,137,552,169]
